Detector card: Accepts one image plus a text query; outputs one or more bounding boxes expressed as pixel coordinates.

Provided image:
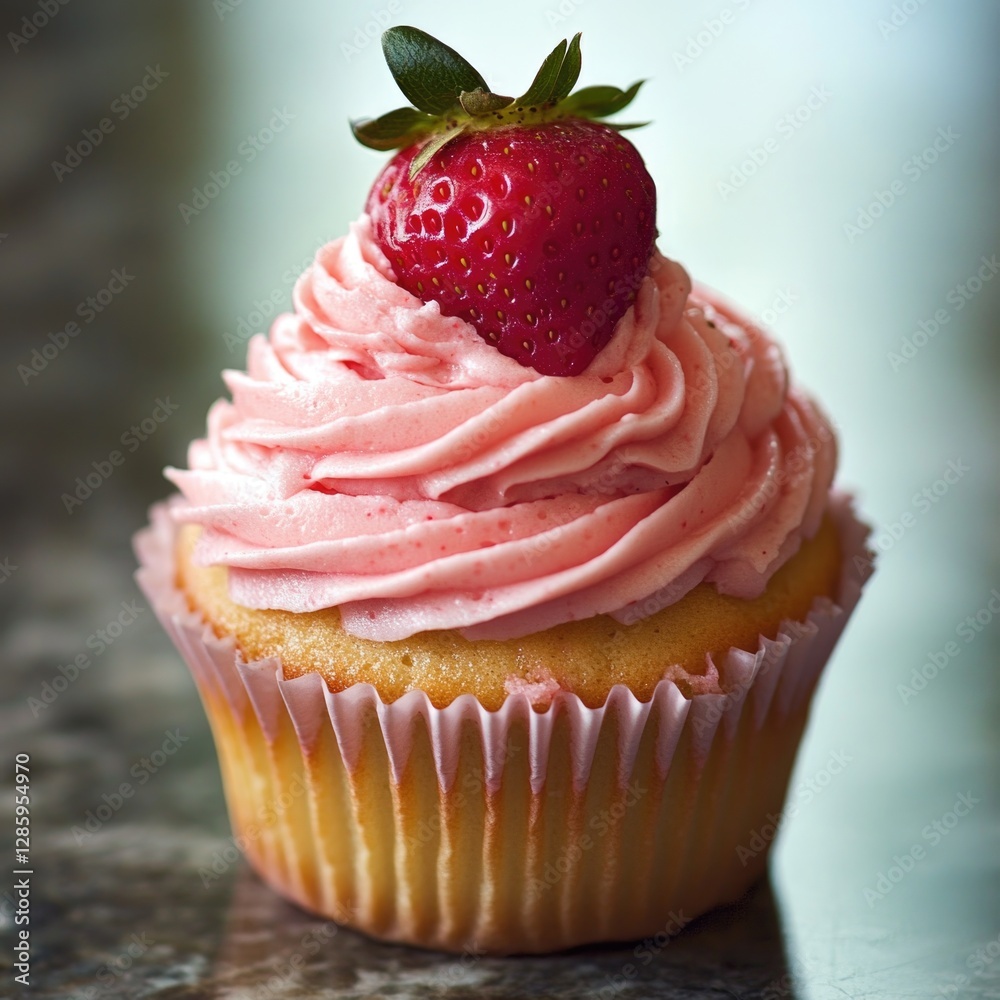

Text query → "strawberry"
[353,28,657,377]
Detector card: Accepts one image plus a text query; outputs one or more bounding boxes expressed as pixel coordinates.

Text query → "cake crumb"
[505,669,561,708]
[662,660,723,697]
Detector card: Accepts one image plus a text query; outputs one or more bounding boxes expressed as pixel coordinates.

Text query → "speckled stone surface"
[11,833,803,999]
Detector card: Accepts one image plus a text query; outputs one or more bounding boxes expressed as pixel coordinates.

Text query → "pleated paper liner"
[134,492,871,954]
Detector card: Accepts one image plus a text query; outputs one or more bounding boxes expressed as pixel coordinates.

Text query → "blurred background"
[1,1,997,997]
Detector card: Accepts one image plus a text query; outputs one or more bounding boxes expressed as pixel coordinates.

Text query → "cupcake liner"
[134,493,871,954]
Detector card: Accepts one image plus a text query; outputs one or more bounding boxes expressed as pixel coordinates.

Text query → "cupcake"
[135,27,872,954]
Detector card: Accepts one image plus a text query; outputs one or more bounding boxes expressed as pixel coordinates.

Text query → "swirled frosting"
[167,216,837,641]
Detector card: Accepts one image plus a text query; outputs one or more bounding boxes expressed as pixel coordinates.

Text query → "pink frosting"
[166,216,837,641]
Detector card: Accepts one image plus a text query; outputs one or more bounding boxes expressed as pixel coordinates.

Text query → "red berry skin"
[365,120,657,377]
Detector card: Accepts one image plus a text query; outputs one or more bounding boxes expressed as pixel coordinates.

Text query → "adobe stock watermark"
[878,0,934,40]
[17,267,135,385]
[751,288,798,329]
[213,0,246,19]
[51,66,169,182]
[527,778,648,902]
[863,791,979,908]
[405,739,522,852]
[939,928,1000,998]
[224,292,285,353]
[616,572,691,628]
[26,601,144,717]
[199,771,316,886]
[736,748,853,866]
[222,235,335,352]
[551,252,660,365]
[681,613,825,740]
[887,253,999,372]
[843,126,959,244]
[852,458,969,577]
[341,2,402,61]
[617,618,779,731]
[0,556,17,585]
[178,107,296,224]
[726,421,836,534]
[228,923,342,1000]
[426,942,488,994]
[758,955,822,1000]
[72,730,190,844]
[61,397,180,514]
[7,0,72,54]
[68,933,154,1000]
[897,589,1000,705]
[592,910,691,999]
[717,86,832,201]
[515,496,603,573]
[673,0,755,73]
[544,0,588,27]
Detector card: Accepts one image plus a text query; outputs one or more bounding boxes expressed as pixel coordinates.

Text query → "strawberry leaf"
[408,127,464,179]
[550,33,582,102]
[382,26,489,116]
[516,38,568,106]
[605,121,651,131]
[351,106,437,150]
[460,88,515,117]
[562,80,645,118]
[353,30,652,158]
